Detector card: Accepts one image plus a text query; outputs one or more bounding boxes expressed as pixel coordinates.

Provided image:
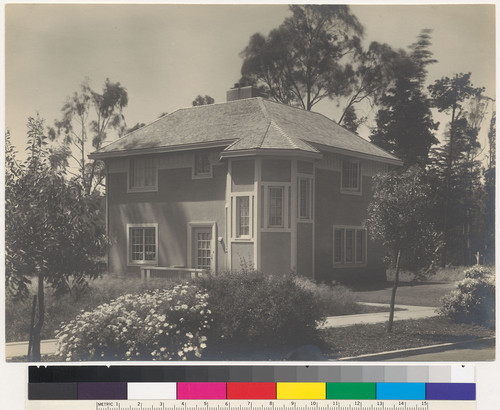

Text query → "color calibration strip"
[28,382,475,401]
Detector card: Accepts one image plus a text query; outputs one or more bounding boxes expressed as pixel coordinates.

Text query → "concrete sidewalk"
[5,303,437,360]
[319,302,437,329]
[5,339,58,360]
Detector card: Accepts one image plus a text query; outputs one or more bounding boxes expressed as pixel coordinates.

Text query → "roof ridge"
[257,98,270,119]
[269,120,300,150]
[262,98,399,161]
[259,121,273,148]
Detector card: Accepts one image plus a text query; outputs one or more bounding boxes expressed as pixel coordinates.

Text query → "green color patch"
[326,383,376,399]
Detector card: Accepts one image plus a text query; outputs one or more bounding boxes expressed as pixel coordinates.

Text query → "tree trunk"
[387,249,401,333]
[27,295,37,361]
[31,270,45,361]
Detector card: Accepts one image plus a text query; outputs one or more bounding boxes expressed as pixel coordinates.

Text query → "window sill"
[128,261,158,267]
[340,189,362,196]
[127,186,158,193]
[333,262,366,268]
[192,172,213,180]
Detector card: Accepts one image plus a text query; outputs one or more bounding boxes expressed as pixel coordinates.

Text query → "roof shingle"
[91,97,400,164]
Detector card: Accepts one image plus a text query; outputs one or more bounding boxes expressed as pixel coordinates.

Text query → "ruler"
[25,400,475,410]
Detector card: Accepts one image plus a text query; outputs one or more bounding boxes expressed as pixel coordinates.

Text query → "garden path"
[319,302,437,329]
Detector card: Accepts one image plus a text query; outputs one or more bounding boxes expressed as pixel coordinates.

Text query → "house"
[89,85,402,282]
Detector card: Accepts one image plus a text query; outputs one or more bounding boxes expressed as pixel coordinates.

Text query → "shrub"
[438,266,495,327]
[293,277,360,316]
[197,270,325,346]
[5,274,181,343]
[55,283,212,361]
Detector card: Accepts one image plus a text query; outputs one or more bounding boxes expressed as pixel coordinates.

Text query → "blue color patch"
[376,383,426,400]
[426,383,476,400]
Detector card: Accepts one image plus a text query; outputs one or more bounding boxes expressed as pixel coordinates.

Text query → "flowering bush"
[438,266,495,328]
[55,283,212,361]
[197,270,325,346]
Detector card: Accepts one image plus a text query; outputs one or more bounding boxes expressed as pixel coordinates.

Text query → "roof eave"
[88,139,238,160]
[220,148,323,160]
[308,142,403,166]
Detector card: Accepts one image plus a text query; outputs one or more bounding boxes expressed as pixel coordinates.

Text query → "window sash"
[342,159,360,191]
[236,196,250,237]
[298,177,312,219]
[268,187,284,227]
[334,229,344,263]
[356,230,365,263]
[130,158,157,189]
[334,227,366,265]
[195,153,211,175]
[345,229,355,263]
[130,227,157,262]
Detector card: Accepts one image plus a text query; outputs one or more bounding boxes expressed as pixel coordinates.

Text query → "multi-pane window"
[356,230,365,263]
[341,158,360,192]
[236,196,250,237]
[196,231,212,270]
[129,226,157,263]
[268,187,284,227]
[334,229,344,263]
[298,177,312,219]
[194,152,211,177]
[129,158,157,190]
[333,226,366,265]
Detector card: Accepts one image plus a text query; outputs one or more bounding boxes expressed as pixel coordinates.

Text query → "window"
[129,158,157,191]
[193,152,212,178]
[356,230,365,263]
[128,224,158,264]
[268,187,284,227]
[236,196,250,238]
[298,176,312,219]
[341,158,360,193]
[333,226,366,266]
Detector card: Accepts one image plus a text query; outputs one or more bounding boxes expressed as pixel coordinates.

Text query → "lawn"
[349,281,457,307]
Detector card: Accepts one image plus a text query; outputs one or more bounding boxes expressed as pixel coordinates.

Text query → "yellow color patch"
[276,383,326,400]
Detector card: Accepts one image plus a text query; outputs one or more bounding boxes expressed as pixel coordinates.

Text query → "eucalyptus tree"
[49,78,128,194]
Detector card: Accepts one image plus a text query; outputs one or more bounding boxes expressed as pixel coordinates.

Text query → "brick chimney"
[226,83,268,102]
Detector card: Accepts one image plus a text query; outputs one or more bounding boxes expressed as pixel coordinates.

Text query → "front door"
[192,227,213,271]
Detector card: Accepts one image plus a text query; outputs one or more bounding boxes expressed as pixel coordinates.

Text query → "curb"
[335,336,495,361]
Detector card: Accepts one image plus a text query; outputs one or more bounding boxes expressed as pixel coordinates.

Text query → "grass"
[320,317,494,359]
[386,265,470,283]
[348,282,457,307]
[294,276,379,316]
[5,274,183,343]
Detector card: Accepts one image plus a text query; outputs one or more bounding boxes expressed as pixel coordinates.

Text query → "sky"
[4,2,497,164]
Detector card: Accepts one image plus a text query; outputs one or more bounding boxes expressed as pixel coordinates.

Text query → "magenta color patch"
[177,382,227,399]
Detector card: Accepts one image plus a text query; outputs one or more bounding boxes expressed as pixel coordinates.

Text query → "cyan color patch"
[376,383,426,400]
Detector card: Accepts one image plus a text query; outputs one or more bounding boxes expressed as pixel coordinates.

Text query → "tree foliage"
[5,114,107,359]
[240,5,363,111]
[370,30,439,167]
[49,78,128,194]
[427,73,485,265]
[336,41,399,127]
[365,167,442,332]
[192,95,215,106]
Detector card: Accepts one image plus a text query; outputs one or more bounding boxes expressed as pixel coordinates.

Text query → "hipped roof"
[90,97,401,165]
